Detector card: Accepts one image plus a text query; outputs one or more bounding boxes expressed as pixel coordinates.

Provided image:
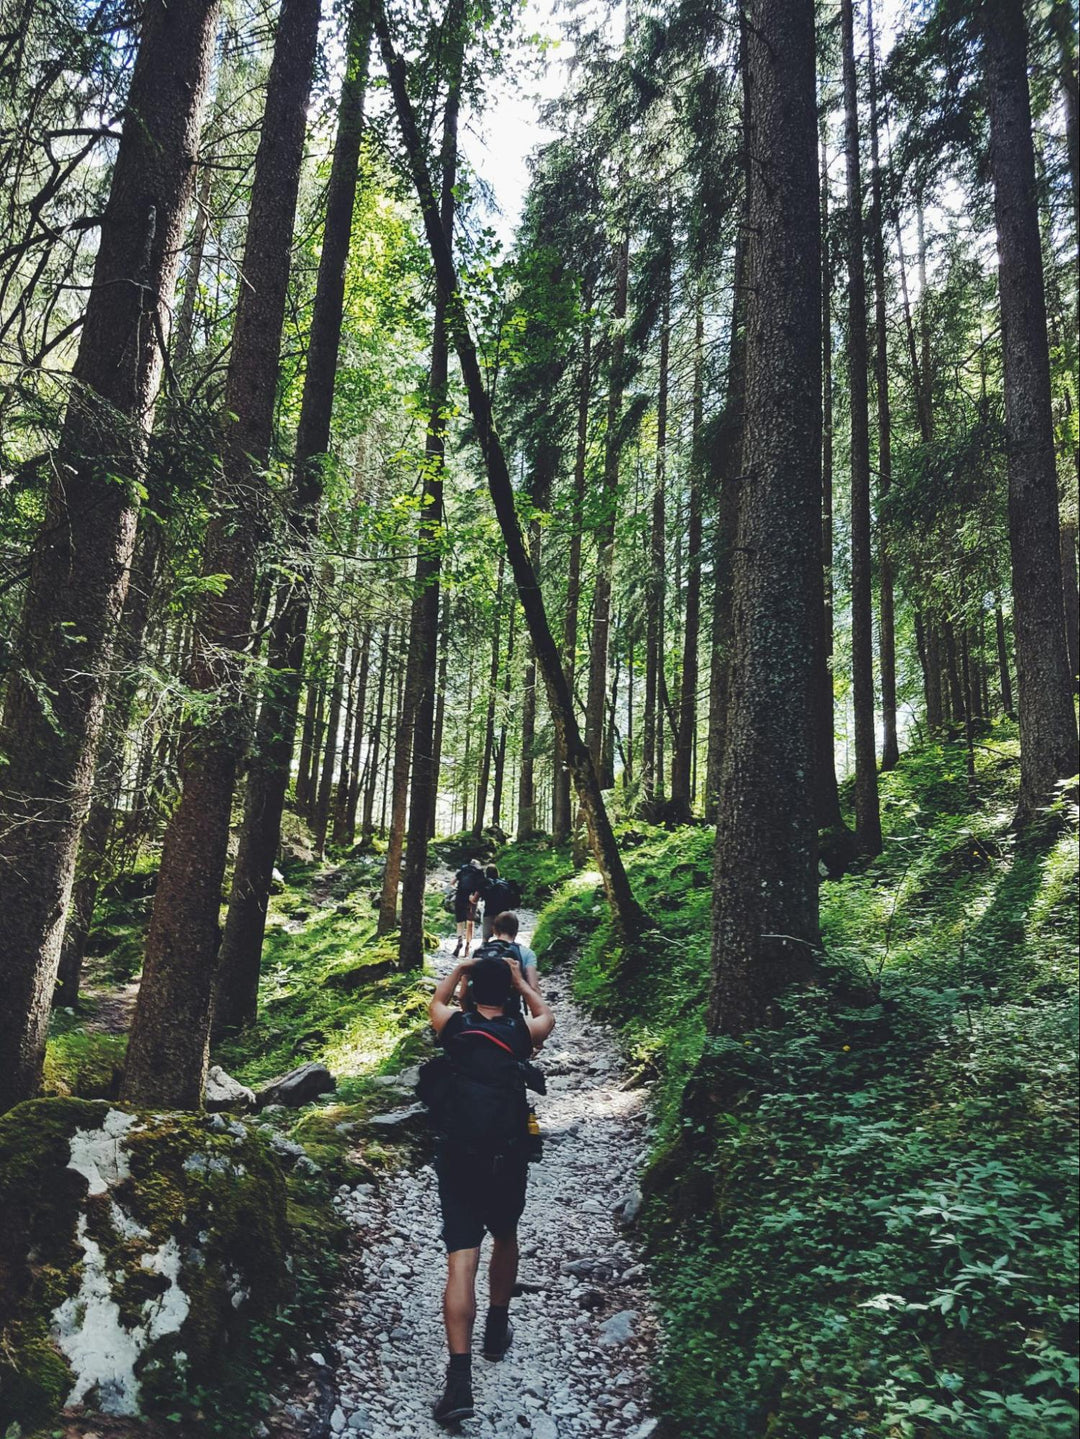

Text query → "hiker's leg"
[488,1230,518,1305]
[444,1247,481,1353]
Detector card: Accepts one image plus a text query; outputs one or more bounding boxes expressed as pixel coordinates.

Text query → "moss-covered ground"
[508,723,1079,1439]
[40,727,1078,1439]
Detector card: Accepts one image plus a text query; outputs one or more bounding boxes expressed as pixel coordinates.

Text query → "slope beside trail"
[316,913,659,1439]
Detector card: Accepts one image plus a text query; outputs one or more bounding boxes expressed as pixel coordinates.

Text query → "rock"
[309,1351,328,1368]
[615,1186,644,1227]
[365,1103,427,1136]
[257,1061,336,1109]
[629,1422,658,1439]
[532,1416,559,1439]
[597,1310,637,1348]
[331,1406,347,1433]
[577,1288,605,1311]
[270,867,286,894]
[0,1098,289,1432]
[205,1064,256,1113]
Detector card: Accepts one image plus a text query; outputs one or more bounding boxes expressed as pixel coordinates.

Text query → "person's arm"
[506,957,554,1048]
[429,961,474,1034]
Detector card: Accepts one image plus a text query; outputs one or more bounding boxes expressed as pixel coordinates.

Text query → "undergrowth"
[530,723,1078,1439]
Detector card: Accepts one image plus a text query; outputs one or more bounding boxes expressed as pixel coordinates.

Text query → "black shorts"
[435,1142,528,1252]
[453,893,475,922]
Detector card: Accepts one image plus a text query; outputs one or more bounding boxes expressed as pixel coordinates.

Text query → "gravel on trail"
[305,913,659,1439]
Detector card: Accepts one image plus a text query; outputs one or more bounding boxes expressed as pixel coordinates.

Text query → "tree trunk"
[429,597,451,838]
[706,0,822,1034]
[474,558,504,837]
[313,627,347,857]
[643,272,669,809]
[0,0,219,1113]
[671,295,704,820]
[841,0,882,856]
[1061,522,1079,687]
[493,604,516,830]
[815,118,845,831]
[704,228,748,823]
[985,0,1078,821]
[56,521,164,1007]
[123,0,320,1105]
[585,231,629,770]
[377,8,646,938]
[214,0,374,1009]
[336,623,372,845]
[995,604,1015,716]
[552,305,591,841]
[867,0,899,772]
[362,625,391,844]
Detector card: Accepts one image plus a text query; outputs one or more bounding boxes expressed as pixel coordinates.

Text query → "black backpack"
[485,878,518,913]
[417,1013,530,1154]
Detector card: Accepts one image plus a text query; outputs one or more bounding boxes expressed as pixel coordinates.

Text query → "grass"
[526,723,1078,1439]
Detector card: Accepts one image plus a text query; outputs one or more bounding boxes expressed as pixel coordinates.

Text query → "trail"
[315,912,659,1439]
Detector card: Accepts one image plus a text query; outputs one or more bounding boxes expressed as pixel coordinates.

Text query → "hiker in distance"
[426,950,555,1425]
[456,909,539,1006]
[451,856,485,958]
[479,864,521,942]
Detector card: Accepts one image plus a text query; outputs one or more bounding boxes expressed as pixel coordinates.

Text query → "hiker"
[451,857,486,958]
[456,910,538,1006]
[479,864,520,942]
[426,951,555,1426]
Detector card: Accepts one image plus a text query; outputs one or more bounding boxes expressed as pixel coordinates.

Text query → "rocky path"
[321,916,658,1439]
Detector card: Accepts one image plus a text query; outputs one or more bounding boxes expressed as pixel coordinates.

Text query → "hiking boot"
[481,1318,514,1361]
[452,939,462,958]
[433,1371,474,1426]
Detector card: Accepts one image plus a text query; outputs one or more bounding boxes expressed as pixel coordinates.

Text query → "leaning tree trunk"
[474,559,505,837]
[214,0,370,1029]
[0,0,219,1113]
[984,0,1078,822]
[123,0,320,1106]
[705,0,822,1035]
[841,0,883,856]
[376,7,646,939]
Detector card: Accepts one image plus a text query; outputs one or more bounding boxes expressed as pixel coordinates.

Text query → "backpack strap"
[456,1028,517,1057]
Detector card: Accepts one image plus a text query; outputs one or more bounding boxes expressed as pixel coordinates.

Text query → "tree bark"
[122,0,320,1106]
[841,0,883,855]
[815,119,845,831]
[313,627,347,857]
[0,0,219,1112]
[552,305,592,841]
[584,231,629,771]
[671,295,704,820]
[474,558,504,837]
[643,271,669,809]
[183,0,370,1026]
[336,623,372,844]
[704,228,748,824]
[361,624,392,844]
[984,0,1078,821]
[867,0,899,772]
[706,0,822,1034]
[376,8,646,939]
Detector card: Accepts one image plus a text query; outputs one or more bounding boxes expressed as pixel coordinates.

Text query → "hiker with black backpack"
[424,951,555,1426]
[451,856,486,958]
[455,910,538,1007]
[478,863,521,942]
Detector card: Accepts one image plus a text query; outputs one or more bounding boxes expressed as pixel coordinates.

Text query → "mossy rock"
[0,1098,290,1431]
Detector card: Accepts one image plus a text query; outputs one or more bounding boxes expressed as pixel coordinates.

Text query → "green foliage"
[546,727,1078,1438]
[41,1028,126,1100]
[489,834,577,907]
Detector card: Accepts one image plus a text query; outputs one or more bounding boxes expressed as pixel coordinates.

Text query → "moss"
[0,1099,290,1434]
[42,1032,127,1100]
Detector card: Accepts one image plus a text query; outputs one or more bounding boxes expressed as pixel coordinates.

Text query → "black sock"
[485,1304,509,1338]
[448,1352,471,1377]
